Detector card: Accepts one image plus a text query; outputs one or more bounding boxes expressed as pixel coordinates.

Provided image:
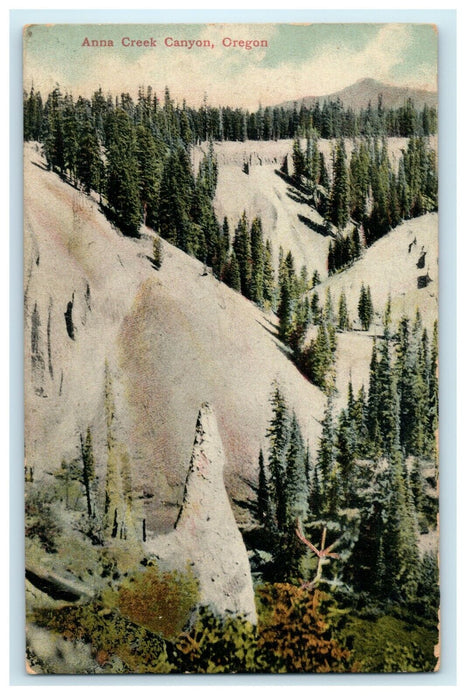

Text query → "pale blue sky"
[23,23,437,109]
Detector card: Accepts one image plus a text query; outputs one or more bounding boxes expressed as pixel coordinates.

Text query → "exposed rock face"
[147,403,257,625]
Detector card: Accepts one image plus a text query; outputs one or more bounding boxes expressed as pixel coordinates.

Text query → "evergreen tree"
[338,291,350,331]
[212,216,230,280]
[292,137,306,184]
[257,448,271,527]
[328,140,349,230]
[250,217,265,306]
[358,284,373,331]
[106,109,142,236]
[266,384,290,530]
[310,291,321,325]
[395,314,430,457]
[323,288,335,324]
[62,93,79,183]
[262,240,275,308]
[311,269,321,288]
[135,125,163,229]
[377,327,400,454]
[76,118,102,195]
[428,321,439,450]
[299,321,335,392]
[277,252,296,344]
[284,413,309,525]
[233,212,253,298]
[80,426,95,517]
[382,451,421,602]
[224,250,241,292]
[316,394,336,498]
[23,86,44,141]
[367,339,381,450]
[43,87,65,174]
[156,145,195,250]
[152,235,163,270]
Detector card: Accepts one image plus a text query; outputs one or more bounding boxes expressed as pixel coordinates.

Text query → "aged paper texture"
[23,23,439,674]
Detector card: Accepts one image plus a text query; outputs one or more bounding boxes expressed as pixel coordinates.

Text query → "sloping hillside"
[193,139,330,278]
[320,212,438,325]
[319,213,437,408]
[194,137,435,281]
[24,139,438,530]
[24,143,327,534]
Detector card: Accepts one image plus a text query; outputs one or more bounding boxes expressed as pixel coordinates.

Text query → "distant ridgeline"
[22,85,437,301]
[24,85,437,148]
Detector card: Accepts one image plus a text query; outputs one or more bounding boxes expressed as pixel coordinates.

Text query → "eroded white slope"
[317,213,438,328]
[24,143,326,534]
[323,213,438,409]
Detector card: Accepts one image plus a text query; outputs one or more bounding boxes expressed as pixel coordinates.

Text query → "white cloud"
[23,24,436,109]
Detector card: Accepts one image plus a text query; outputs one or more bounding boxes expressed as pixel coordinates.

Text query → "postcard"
[23,23,439,674]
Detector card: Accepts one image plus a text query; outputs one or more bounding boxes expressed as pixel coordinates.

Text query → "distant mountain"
[276,78,437,111]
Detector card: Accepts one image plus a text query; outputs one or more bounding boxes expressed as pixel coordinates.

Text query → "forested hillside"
[24,83,439,674]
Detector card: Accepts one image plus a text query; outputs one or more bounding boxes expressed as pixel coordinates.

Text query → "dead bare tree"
[295,520,341,590]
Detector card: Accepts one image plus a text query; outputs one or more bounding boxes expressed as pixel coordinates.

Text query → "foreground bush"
[116,563,199,639]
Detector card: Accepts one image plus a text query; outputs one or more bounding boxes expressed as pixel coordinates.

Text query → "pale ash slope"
[195,138,427,279]
[319,212,438,328]
[24,143,325,534]
[323,212,438,409]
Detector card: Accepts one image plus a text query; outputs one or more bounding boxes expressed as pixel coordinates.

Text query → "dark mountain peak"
[275,78,437,112]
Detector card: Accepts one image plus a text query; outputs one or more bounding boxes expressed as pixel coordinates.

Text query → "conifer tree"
[262,240,275,308]
[76,118,102,195]
[382,451,421,602]
[311,269,321,288]
[212,216,229,280]
[377,327,400,454]
[336,408,357,505]
[23,86,44,141]
[316,394,336,498]
[43,87,65,174]
[319,152,329,194]
[250,217,265,306]
[338,291,350,331]
[266,384,290,530]
[80,426,95,517]
[152,235,163,270]
[328,140,349,230]
[352,385,369,455]
[292,137,306,184]
[358,284,374,331]
[277,264,293,344]
[367,340,381,450]
[156,145,195,250]
[62,94,79,183]
[257,448,270,527]
[135,125,163,229]
[233,212,253,298]
[323,288,335,324]
[300,322,334,391]
[310,291,321,325]
[298,265,309,296]
[225,250,241,292]
[106,109,142,236]
[284,413,308,525]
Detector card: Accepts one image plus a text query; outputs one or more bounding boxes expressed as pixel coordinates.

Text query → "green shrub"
[116,562,199,639]
[255,583,356,672]
[340,614,438,672]
[175,607,258,673]
[31,602,174,674]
